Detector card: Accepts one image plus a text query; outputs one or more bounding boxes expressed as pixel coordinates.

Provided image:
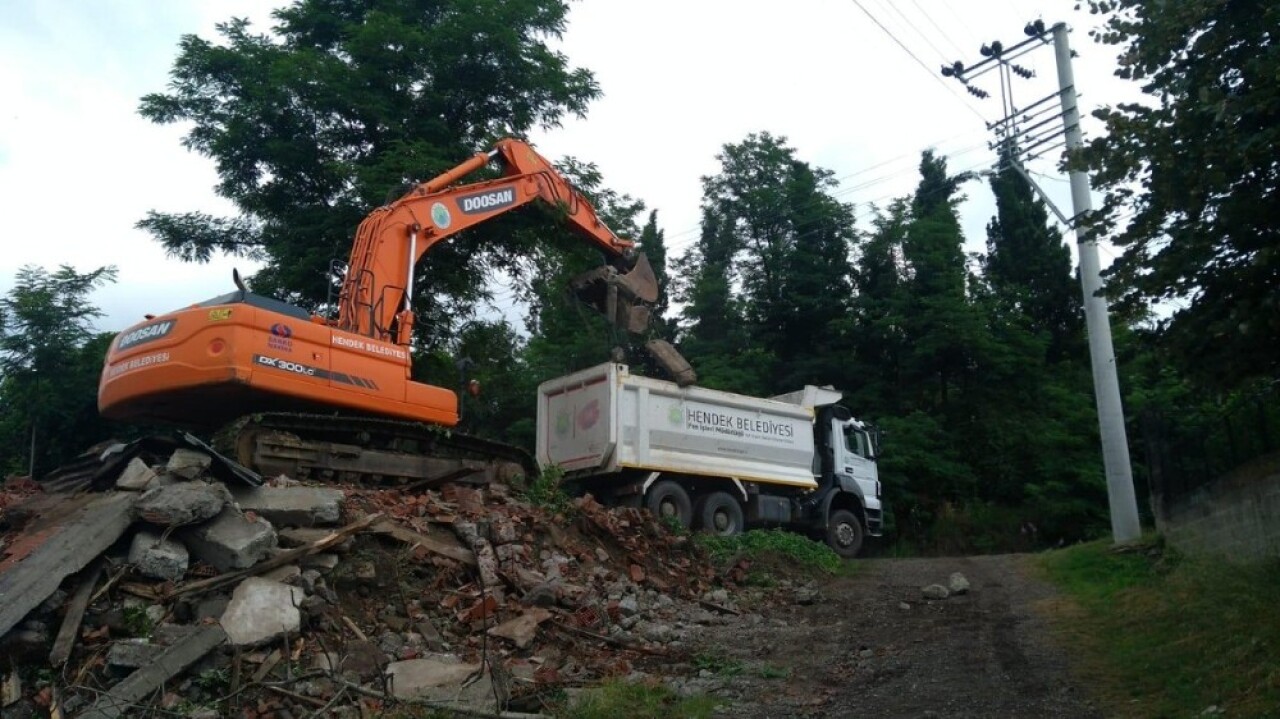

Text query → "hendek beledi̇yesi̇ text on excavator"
[98,138,694,483]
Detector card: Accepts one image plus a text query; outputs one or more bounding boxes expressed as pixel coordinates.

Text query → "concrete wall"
[1153,453,1280,563]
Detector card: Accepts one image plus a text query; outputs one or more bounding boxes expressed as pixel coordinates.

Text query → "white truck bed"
[536,363,819,489]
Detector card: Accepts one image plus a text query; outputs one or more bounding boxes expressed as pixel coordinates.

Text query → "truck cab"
[811,404,883,555]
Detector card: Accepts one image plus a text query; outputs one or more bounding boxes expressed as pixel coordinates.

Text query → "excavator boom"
[338,138,658,345]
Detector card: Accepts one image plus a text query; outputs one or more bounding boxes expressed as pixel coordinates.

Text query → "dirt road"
[688,554,1103,718]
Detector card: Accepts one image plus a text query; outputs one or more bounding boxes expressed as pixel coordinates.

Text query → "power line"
[849,0,988,123]
[874,0,951,63]
[908,0,968,57]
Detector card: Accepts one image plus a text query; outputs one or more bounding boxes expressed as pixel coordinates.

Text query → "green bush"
[519,464,572,514]
[696,528,843,574]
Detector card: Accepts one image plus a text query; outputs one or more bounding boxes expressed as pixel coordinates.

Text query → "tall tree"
[773,159,857,390]
[899,150,984,410]
[677,132,855,394]
[137,0,600,338]
[673,207,765,393]
[984,144,1082,360]
[1081,0,1280,387]
[847,199,909,413]
[0,265,119,476]
[637,210,675,340]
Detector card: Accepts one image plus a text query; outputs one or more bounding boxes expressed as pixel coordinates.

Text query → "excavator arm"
[336,138,658,346]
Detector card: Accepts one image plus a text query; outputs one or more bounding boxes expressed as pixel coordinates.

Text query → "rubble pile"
[0,441,743,718]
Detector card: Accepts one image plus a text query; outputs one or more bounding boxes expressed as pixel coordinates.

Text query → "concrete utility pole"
[1051,22,1141,543]
[941,21,1142,544]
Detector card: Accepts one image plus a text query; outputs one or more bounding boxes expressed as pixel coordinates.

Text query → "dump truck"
[536,362,883,557]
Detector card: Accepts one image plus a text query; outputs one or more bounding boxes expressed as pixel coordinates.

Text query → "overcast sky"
[0,0,1139,334]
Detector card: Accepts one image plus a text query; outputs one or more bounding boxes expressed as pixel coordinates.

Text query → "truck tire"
[646,480,692,529]
[825,509,864,558]
[696,491,744,536]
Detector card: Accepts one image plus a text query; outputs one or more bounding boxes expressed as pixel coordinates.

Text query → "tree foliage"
[1081,0,1280,386]
[675,132,855,395]
[0,265,120,476]
[138,0,600,325]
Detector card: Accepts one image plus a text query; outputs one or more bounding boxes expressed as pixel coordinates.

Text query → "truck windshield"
[843,424,871,458]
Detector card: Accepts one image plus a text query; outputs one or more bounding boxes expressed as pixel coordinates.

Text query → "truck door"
[834,420,879,493]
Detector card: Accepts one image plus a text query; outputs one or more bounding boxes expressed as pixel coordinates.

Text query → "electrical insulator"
[941,65,954,77]
[980,44,992,57]
[991,40,1004,56]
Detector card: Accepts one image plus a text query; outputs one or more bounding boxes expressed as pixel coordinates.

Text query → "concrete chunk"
[385,655,495,710]
[116,458,166,491]
[219,577,304,646]
[136,482,229,527]
[487,607,551,649]
[106,640,162,670]
[166,448,212,480]
[128,531,189,581]
[922,584,950,600]
[231,486,345,527]
[182,507,277,571]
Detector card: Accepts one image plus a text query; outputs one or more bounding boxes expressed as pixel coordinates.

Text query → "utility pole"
[1050,22,1140,543]
[942,21,1142,544]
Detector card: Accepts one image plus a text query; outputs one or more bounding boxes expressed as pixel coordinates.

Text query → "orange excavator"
[98,138,692,483]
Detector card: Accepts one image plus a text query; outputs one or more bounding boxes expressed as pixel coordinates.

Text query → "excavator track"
[221,412,536,487]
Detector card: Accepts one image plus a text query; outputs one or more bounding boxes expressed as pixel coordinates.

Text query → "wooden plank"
[0,493,136,638]
[74,625,227,719]
[370,519,476,566]
[49,562,104,667]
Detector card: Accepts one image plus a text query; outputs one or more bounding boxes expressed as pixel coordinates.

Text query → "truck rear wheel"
[646,480,692,529]
[696,491,744,536]
[826,509,864,558]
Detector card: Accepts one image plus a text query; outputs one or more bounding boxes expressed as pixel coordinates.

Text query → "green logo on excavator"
[430,202,452,229]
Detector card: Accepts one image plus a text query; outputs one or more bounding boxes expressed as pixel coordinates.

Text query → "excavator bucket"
[570,253,661,333]
[614,252,660,304]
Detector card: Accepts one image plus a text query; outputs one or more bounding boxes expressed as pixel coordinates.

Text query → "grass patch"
[560,679,719,719]
[519,465,572,515]
[696,528,845,574]
[693,653,744,677]
[1038,537,1280,718]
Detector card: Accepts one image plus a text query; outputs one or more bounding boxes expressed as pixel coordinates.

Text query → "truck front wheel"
[826,509,864,558]
[696,491,744,536]
[646,480,692,529]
